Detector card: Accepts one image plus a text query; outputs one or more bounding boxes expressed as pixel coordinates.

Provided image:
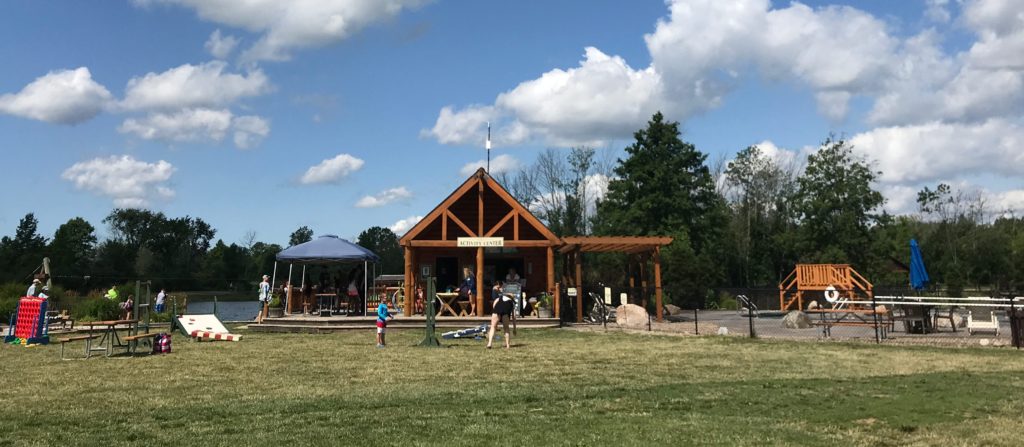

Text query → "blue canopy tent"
[275,235,380,315]
[909,239,930,290]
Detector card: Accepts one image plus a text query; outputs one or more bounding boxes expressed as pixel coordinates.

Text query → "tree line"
[0,209,403,294]
[2,112,1022,306]
[500,112,1024,305]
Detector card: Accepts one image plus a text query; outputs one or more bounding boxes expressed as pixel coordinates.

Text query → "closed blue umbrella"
[909,239,929,290]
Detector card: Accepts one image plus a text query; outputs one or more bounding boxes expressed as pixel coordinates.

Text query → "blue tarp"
[276,235,380,264]
[909,238,930,290]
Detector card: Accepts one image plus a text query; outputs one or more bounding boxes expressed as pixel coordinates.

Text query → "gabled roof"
[399,168,560,247]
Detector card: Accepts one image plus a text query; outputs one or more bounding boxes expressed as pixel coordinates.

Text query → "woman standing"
[459,267,476,316]
[486,286,513,349]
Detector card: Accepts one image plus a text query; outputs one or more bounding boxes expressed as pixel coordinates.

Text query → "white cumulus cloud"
[232,115,270,149]
[134,0,426,63]
[62,155,176,207]
[428,0,900,147]
[300,153,365,184]
[0,67,113,124]
[459,154,521,177]
[389,215,423,235]
[120,61,271,111]
[355,187,412,208]
[205,29,240,59]
[118,108,270,149]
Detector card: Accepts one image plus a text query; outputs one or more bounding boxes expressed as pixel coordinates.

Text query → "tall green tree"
[723,145,798,285]
[289,226,314,247]
[594,112,727,304]
[48,217,97,279]
[357,227,402,274]
[793,137,884,266]
[0,213,49,282]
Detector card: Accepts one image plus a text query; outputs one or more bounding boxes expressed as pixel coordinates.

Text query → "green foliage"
[595,112,727,304]
[793,137,884,267]
[289,226,314,247]
[75,297,120,321]
[0,213,48,283]
[357,226,402,274]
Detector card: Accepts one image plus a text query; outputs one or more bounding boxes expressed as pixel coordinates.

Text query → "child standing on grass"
[376,295,394,348]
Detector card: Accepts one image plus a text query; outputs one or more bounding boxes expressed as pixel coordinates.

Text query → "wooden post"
[554,283,560,319]
[476,247,485,316]
[654,247,663,322]
[574,250,583,323]
[546,246,555,294]
[404,247,414,317]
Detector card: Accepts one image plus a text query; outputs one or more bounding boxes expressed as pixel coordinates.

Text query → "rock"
[875,305,887,314]
[806,300,819,311]
[664,304,683,316]
[615,304,650,329]
[782,311,813,329]
[979,338,991,347]
[717,327,729,335]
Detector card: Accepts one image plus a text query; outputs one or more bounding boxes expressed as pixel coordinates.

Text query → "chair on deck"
[966,305,1000,336]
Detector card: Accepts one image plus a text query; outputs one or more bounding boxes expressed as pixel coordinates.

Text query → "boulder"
[664,304,683,316]
[616,304,650,329]
[782,311,813,329]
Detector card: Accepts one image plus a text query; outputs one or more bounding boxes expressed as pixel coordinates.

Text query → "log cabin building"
[399,168,672,321]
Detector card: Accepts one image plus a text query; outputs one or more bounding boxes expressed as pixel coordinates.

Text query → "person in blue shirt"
[459,267,476,315]
[376,295,394,348]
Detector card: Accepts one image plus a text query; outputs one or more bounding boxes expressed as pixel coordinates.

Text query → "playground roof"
[277,235,380,264]
[558,236,673,255]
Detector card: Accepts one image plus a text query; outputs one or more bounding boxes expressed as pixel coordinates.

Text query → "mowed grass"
[2,329,1024,446]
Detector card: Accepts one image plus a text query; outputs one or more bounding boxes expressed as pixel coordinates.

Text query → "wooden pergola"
[559,236,673,322]
[399,168,562,316]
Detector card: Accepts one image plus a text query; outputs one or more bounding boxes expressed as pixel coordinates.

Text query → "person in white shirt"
[38,286,50,299]
[26,278,41,297]
[257,275,271,323]
[155,288,167,313]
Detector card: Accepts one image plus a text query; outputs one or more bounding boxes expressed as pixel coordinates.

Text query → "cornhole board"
[175,314,241,342]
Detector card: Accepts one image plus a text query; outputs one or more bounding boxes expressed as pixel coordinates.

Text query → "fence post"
[871,295,880,344]
[748,304,756,339]
[694,308,699,335]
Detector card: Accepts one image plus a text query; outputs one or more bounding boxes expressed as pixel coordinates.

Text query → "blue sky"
[1,0,1022,246]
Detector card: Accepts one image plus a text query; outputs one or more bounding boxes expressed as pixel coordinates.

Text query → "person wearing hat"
[38,286,50,300]
[26,279,41,297]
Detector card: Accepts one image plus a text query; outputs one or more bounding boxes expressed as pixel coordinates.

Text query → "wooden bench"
[122,332,162,355]
[57,334,101,360]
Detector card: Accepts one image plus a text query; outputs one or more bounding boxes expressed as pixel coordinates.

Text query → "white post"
[301,265,306,288]
[363,261,368,315]
[287,264,294,314]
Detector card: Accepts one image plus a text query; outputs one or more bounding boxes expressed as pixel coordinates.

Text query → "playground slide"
[175,314,242,342]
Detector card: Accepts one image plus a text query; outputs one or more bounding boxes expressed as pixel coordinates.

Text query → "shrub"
[74,297,120,321]
[0,297,18,324]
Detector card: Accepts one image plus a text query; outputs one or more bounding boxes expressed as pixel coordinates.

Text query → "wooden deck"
[249,314,561,333]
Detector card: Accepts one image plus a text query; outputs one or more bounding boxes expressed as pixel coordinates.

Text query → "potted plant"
[267,294,284,318]
[535,293,553,318]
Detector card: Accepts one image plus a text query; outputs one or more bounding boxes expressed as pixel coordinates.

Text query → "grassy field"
[2,328,1024,446]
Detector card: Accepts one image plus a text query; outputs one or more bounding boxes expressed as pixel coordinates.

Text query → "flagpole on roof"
[486,121,492,173]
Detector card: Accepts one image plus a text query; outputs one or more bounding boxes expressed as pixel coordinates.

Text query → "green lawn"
[2,329,1023,446]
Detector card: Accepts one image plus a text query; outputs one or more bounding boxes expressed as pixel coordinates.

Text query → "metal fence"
[564,287,1024,349]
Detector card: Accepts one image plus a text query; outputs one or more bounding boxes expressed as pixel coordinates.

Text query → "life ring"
[824,285,839,303]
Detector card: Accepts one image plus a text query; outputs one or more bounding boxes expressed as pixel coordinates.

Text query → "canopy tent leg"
[287,264,294,314]
[364,261,368,316]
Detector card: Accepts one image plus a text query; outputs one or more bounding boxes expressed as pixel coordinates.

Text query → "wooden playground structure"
[779,264,873,311]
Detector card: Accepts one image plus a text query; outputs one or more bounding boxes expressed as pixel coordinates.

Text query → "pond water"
[186,300,261,322]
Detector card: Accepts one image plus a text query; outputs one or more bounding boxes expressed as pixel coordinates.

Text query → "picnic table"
[436,292,460,317]
[81,319,138,357]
